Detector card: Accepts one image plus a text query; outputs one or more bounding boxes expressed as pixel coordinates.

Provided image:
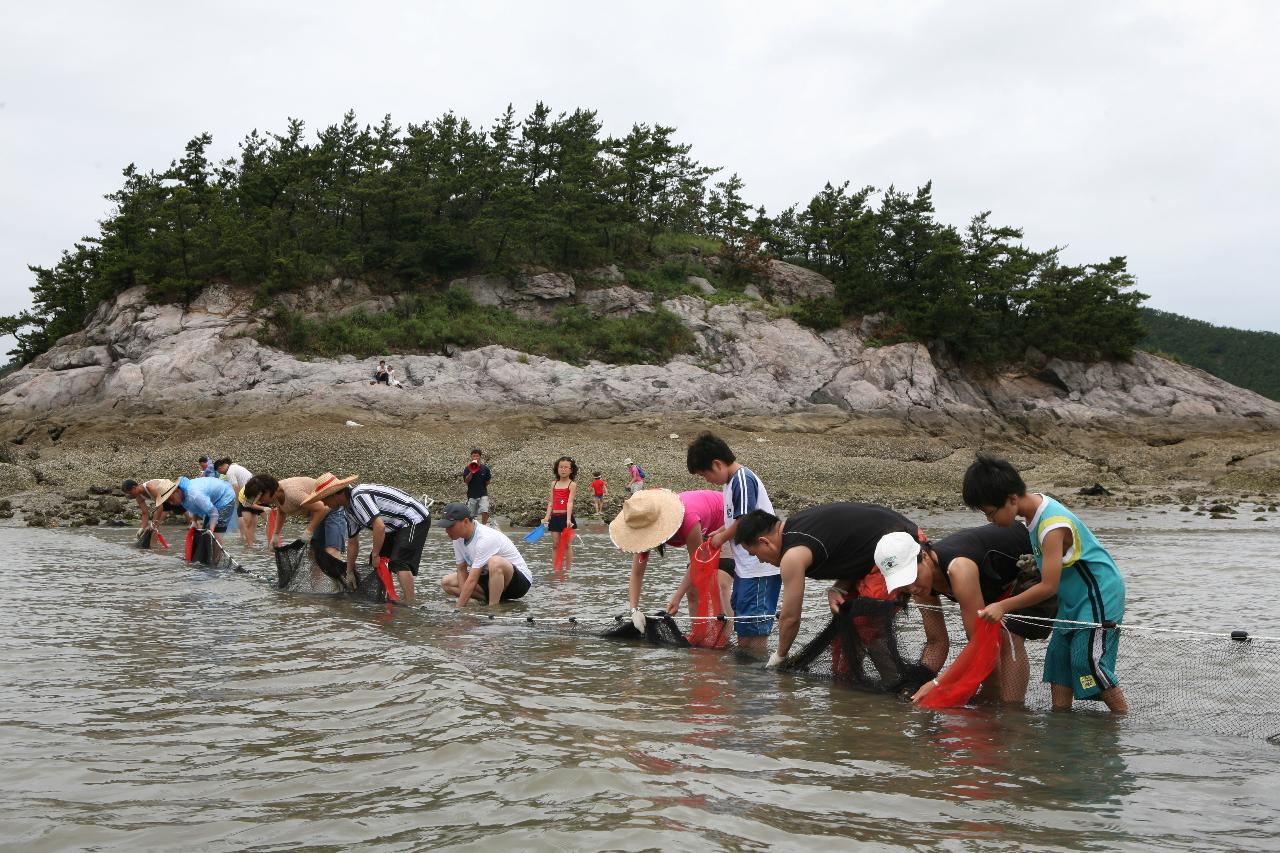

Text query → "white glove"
[765,652,785,670]
[629,608,647,632]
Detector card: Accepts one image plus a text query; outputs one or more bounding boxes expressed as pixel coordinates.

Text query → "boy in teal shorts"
[962,454,1128,713]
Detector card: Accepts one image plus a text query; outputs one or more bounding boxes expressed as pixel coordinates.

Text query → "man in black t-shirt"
[734,502,936,668]
[904,523,1040,706]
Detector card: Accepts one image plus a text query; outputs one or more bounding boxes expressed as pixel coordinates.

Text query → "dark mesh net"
[601,611,690,647]
[273,539,390,601]
[201,533,246,573]
[782,597,937,695]
[136,528,153,549]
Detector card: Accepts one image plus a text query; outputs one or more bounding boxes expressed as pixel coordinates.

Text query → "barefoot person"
[438,503,532,607]
[303,473,432,604]
[213,458,257,546]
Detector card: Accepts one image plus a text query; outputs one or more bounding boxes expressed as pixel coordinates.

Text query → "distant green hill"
[1140,308,1280,401]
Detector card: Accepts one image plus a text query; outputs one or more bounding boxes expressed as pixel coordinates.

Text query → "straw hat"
[609,488,685,553]
[301,472,359,505]
[153,479,179,507]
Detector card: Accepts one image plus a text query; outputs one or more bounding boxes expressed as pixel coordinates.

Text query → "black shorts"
[236,500,264,517]
[719,557,736,578]
[377,520,431,576]
[548,514,576,533]
[477,568,531,601]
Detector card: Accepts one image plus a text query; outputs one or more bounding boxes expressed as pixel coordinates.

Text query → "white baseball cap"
[875,531,922,593]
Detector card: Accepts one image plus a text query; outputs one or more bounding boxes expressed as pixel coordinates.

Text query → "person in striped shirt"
[303,473,432,603]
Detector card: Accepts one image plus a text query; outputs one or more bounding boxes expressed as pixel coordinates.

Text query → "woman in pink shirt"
[609,489,733,625]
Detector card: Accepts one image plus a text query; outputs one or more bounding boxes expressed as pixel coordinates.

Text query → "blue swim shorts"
[1044,625,1121,700]
[732,574,781,637]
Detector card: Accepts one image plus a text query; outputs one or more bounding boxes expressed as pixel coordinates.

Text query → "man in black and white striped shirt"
[303,473,432,602]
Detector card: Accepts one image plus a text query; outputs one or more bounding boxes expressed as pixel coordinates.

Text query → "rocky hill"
[2,263,1277,437]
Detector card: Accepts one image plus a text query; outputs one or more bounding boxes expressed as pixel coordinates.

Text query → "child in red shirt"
[590,472,606,515]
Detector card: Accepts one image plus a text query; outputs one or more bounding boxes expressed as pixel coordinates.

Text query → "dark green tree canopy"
[3,105,1147,368]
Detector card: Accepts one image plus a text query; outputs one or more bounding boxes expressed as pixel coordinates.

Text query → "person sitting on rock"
[241,474,332,548]
[609,488,734,630]
[122,478,169,534]
[387,364,404,388]
[438,503,532,607]
[159,475,237,543]
[303,473,432,603]
[371,359,390,385]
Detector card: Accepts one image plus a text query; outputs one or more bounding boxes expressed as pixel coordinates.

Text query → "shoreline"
[2,409,1277,529]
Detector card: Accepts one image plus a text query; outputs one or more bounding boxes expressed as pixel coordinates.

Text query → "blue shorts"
[732,574,780,637]
[1044,625,1121,700]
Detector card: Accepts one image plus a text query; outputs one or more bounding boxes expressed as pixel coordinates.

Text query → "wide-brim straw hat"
[609,488,685,553]
[153,479,179,507]
[302,472,359,505]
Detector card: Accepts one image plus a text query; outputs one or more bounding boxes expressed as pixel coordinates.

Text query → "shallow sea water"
[1,506,1278,852]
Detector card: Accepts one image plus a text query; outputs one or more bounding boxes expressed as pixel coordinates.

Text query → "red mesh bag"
[553,527,575,571]
[918,618,1002,709]
[686,543,729,649]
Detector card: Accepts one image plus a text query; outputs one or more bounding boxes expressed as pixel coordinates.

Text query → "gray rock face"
[761,260,837,303]
[577,286,655,317]
[3,279,1279,434]
[686,276,717,296]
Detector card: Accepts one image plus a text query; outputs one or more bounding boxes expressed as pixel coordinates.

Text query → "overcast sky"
[2,0,1277,357]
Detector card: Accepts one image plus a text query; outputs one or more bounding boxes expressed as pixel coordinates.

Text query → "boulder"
[577,286,655,317]
[686,276,717,296]
[761,260,836,304]
[516,271,575,300]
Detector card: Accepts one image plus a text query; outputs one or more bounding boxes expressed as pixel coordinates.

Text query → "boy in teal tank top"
[962,454,1128,713]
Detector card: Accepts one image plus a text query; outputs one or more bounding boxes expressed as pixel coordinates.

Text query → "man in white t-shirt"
[214,457,258,546]
[437,503,532,607]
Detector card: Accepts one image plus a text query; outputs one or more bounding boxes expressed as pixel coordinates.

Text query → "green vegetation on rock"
[3,105,1147,369]
[1140,308,1280,400]
[271,286,695,365]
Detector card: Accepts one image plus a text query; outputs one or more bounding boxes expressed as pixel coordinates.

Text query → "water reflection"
[0,518,1278,851]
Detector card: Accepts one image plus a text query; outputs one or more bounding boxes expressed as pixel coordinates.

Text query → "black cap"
[437,502,473,525]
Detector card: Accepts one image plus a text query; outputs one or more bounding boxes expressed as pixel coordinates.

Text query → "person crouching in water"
[963,453,1128,713]
[733,503,946,682]
[438,503,533,607]
[540,456,578,571]
[303,473,431,604]
[241,474,332,548]
[608,488,733,630]
[158,475,236,543]
[877,522,1041,706]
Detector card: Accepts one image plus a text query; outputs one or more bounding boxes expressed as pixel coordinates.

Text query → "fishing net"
[601,611,690,647]
[272,539,391,601]
[780,596,939,695]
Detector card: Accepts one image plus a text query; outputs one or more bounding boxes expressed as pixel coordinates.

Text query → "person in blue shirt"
[311,506,354,590]
[160,476,237,544]
[963,453,1128,714]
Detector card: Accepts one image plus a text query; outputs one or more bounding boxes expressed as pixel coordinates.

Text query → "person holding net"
[878,522,1046,707]
[241,474,331,549]
[734,503,946,690]
[158,476,236,545]
[608,488,734,632]
[122,478,170,538]
[303,473,432,604]
[963,454,1128,714]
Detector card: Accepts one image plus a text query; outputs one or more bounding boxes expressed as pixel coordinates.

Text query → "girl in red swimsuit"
[540,456,578,571]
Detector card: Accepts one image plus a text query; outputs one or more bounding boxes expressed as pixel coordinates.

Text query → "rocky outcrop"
[760,260,837,303]
[3,271,1279,434]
